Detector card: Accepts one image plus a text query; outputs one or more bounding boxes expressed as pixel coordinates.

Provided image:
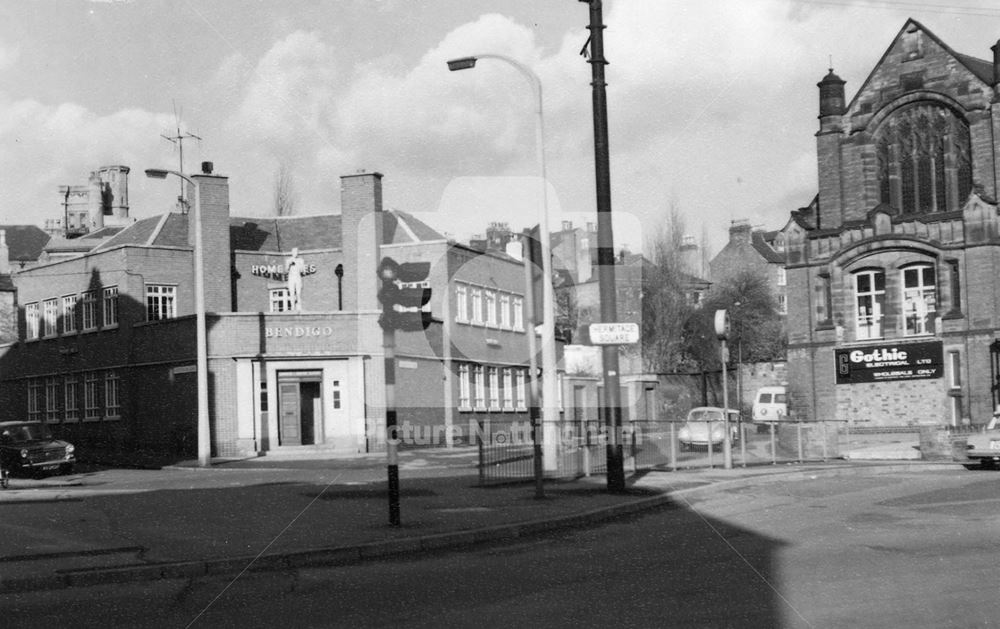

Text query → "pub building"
[0,165,542,458]
[784,19,1000,427]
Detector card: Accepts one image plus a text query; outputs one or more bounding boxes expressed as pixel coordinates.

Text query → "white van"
[752,386,787,422]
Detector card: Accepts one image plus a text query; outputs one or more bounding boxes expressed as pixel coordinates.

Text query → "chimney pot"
[201,161,214,174]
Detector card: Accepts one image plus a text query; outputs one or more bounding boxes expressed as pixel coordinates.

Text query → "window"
[103,286,119,327]
[777,293,788,315]
[105,371,120,418]
[455,284,469,323]
[84,372,100,420]
[458,364,471,410]
[499,293,511,329]
[875,103,972,214]
[82,291,98,331]
[512,296,524,331]
[471,288,483,325]
[473,365,486,410]
[45,377,60,422]
[25,302,39,340]
[902,264,936,336]
[64,375,79,422]
[502,367,514,410]
[949,351,962,389]
[269,288,292,313]
[331,380,341,410]
[62,295,78,334]
[43,299,58,337]
[27,379,42,421]
[488,367,500,410]
[146,285,177,321]
[854,270,885,340]
[485,290,498,327]
[777,267,787,287]
[515,369,527,410]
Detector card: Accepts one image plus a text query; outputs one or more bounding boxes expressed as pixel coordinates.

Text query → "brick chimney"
[679,234,699,277]
[340,171,384,311]
[728,219,752,246]
[190,161,232,313]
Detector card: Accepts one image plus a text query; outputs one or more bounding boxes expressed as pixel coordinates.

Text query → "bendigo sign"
[835,340,943,384]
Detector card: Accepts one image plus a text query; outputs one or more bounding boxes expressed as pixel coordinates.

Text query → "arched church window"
[874,103,971,214]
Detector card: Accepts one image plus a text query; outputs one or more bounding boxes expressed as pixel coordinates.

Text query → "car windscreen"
[689,409,723,422]
[4,423,53,442]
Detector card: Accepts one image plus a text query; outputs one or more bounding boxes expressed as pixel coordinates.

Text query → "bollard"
[707,423,714,469]
[739,422,746,468]
[670,421,678,472]
[770,422,777,465]
[797,422,804,463]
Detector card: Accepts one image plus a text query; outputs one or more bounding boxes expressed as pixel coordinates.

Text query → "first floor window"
[455,284,469,323]
[25,302,39,340]
[82,291,98,330]
[471,288,484,325]
[512,296,524,331]
[103,286,119,327]
[485,290,498,327]
[146,285,177,321]
[62,295,78,334]
[269,288,292,312]
[45,377,60,421]
[777,293,787,315]
[902,264,936,336]
[500,293,511,329]
[43,299,58,337]
[84,372,100,420]
[854,270,885,340]
[105,371,120,417]
[64,376,79,422]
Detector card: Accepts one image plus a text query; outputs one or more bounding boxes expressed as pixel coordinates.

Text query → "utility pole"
[581,0,626,492]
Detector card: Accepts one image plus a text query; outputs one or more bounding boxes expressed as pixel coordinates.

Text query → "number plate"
[990,441,1000,450]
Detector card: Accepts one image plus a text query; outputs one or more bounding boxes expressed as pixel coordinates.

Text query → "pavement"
[0,445,963,594]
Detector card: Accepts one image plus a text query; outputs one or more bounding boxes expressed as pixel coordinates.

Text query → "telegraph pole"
[581,0,626,492]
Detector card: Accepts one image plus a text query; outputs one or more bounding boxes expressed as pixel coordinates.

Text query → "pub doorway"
[278,370,323,446]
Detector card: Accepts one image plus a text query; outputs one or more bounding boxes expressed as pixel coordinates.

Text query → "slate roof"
[2,225,50,262]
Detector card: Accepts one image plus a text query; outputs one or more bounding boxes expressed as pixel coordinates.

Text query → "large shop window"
[901,264,936,335]
[875,103,972,214]
[854,270,885,340]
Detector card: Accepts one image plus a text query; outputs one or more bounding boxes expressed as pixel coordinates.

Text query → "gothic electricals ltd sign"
[835,340,943,384]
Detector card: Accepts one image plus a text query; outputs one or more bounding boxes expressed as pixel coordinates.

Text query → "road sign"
[589,322,639,345]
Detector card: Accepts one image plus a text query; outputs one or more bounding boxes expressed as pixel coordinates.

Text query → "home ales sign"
[835,340,943,384]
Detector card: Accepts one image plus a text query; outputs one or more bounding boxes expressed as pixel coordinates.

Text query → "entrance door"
[278,371,323,446]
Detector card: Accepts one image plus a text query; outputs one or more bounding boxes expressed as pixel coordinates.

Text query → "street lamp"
[447,54,560,472]
[145,167,211,467]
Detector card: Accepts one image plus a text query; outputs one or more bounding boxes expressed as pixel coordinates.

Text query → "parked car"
[965,416,1000,468]
[678,407,740,450]
[0,421,76,477]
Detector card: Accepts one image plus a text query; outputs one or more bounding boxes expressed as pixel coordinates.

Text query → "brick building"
[0,166,543,458]
[710,219,788,315]
[784,19,1000,427]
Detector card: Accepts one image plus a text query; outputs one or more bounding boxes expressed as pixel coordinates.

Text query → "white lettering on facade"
[849,348,908,364]
[251,263,318,280]
[264,326,334,338]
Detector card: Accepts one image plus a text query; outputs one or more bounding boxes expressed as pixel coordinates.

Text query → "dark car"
[0,421,76,479]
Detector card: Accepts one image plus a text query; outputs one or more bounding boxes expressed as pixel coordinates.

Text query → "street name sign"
[589,322,640,345]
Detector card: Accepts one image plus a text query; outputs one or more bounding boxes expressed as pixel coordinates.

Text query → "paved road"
[5,466,995,628]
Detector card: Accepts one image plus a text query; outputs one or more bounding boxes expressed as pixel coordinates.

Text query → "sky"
[2,0,1000,257]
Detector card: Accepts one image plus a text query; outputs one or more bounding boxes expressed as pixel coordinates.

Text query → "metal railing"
[476,418,939,484]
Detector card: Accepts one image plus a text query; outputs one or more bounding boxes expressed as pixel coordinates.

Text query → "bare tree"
[273,163,298,216]
[641,205,699,373]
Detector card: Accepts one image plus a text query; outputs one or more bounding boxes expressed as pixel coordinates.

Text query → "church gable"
[846,19,993,126]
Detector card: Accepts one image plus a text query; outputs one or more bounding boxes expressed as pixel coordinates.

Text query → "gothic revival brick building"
[784,19,1000,427]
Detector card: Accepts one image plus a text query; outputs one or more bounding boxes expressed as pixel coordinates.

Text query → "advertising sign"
[835,340,943,384]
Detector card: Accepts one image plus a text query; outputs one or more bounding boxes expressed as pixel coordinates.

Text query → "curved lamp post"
[447,54,559,472]
[145,168,211,467]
